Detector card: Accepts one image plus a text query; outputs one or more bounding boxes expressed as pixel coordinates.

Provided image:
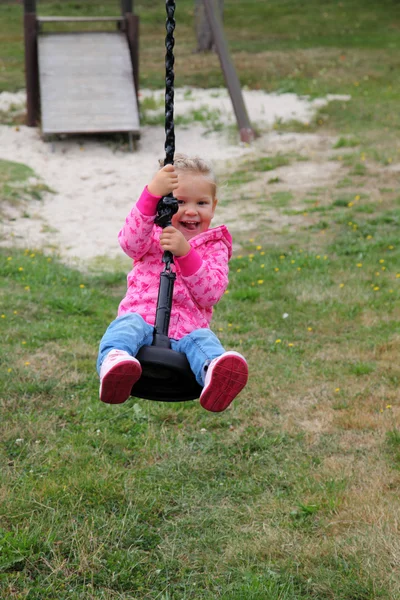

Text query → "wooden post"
[201,0,255,143]
[125,14,139,106]
[121,0,133,14]
[24,0,40,126]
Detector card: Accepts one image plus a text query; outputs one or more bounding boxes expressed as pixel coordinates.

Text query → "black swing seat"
[131,338,203,402]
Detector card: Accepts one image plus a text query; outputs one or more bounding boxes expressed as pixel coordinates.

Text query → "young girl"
[97,154,248,412]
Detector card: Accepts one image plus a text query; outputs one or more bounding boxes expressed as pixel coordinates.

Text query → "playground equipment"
[23,0,254,145]
[23,0,140,143]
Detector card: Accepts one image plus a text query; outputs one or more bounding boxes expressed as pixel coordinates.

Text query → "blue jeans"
[97,313,226,386]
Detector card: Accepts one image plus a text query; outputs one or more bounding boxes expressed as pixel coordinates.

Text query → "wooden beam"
[201,0,255,143]
[24,11,40,126]
[37,16,124,24]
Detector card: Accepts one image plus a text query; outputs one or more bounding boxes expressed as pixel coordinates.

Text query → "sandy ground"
[0,88,349,267]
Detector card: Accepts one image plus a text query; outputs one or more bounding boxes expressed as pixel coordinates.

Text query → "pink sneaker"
[99,349,142,404]
[200,351,248,413]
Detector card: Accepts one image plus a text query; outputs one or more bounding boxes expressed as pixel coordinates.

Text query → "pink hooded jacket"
[117,187,232,340]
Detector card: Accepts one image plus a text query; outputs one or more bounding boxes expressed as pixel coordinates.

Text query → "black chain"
[164,0,175,166]
[154,0,177,271]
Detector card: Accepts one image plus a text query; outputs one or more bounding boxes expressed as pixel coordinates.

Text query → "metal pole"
[23,0,40,127]
[201,0,255,143]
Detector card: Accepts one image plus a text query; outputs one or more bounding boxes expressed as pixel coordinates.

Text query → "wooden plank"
[38,32,140,135]
[37,16,123,23]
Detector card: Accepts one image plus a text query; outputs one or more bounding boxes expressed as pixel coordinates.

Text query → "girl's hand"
[160,226,190,257]
[148,164,179,197]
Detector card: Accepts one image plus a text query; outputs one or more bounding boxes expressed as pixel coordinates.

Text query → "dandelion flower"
[308,327,313,331]
[356,263,362,268]
[18,267,24,272]
[257,280,264,285]
[335,388,340,393]
[79,284,85,289]
[379,259,385,264]
[275,339,281,344]
[373,286,379,291]
[274,268,279,272]
[339,283,345,288]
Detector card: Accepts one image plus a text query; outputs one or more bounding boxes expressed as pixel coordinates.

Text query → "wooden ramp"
[38,31,140,136]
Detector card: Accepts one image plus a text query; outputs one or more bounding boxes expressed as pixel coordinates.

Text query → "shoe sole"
[200,355,248,413]
[100,360,142,404]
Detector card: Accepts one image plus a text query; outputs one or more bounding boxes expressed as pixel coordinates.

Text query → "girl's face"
[171,171,217,240]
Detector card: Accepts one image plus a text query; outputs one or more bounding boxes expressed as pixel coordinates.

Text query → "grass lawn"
[1,0,400,598]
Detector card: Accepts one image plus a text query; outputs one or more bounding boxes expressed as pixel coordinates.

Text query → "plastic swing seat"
[131,342,202,402]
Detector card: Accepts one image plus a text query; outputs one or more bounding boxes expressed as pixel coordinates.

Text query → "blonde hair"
[159,153,217,199]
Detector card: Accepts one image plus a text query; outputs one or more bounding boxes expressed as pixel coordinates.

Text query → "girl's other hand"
[160,226,190,257]
[148,165,179,197]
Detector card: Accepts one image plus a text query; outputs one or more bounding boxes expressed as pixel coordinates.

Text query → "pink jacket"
[117,187,232,339]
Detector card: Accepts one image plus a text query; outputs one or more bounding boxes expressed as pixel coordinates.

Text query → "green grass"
[1,166,400,597]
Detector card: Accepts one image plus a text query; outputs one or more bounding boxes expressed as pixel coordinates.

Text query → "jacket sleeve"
[177,241,229,308]
[118,187,160,260]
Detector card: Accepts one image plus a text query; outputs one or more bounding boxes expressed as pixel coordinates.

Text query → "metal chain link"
[164,0,176,166]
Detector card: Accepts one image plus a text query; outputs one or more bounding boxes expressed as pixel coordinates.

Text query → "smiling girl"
[96,154,248,411]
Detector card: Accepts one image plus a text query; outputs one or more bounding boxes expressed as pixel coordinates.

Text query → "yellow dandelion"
[1,314,5,319]
[249,254,254,259]
[382,266,386,271]
[396,273,400,278]
[379,259,385,264]
[79,284,85,289]
[22,341,27,345]
[218,327,223,332]
[386,404,392,409]
[291,260,295,264]
[297,267,302,271]
[30,253,35,258]
[18,267,24,272]
[339,283,345,288]
[274,267,279,272]
[257,280,264,285]
[316,255,320,259]
[260,251,265,256]
[308,327,313,331]
[256,245,262,250]
[13,311,18,314]
[260,264,265,268]
[367,235,372,240]
[47,257,52,262]
[280,255,285,259]
[354,195,360,201]
[275,339,281,344]
[356,263,362,268]
[288,343,294,347]
[237,255,243,259]
[348,202,353,207]
[25,361,30,366]
[224,290,230,294]
[323,255,328,260]
[249,238,254,242]
[228,323,232,327]
[7,257,12,261]
[373,286,380,291]
[389,289,393,293]
[25,286,30,291]
[335,388,340,393]
[348,221,353,226]
[7,368,12,373]
[388,245,394,250]
[237,268,241,272]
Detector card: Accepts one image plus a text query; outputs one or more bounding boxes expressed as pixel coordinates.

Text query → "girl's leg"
[97,313,154,374]
[171,328,225,386]
[97,313,154,405]
[172,328,248,413]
